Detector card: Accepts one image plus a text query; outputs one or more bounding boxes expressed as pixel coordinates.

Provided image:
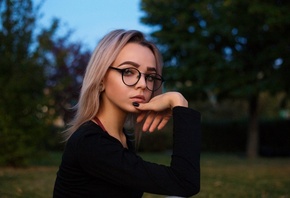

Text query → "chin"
[126,106,140,114]
[130,109,140,114]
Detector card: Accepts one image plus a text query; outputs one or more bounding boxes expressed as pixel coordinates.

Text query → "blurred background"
[1,0,290,197]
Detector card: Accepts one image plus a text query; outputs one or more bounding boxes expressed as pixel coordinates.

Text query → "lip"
[130,95,146,103]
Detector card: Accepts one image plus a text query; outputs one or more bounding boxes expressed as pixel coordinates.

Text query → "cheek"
[144,91,153,102]
[105,79,127,96]
[103,75,123,95]
[104,73,123,91]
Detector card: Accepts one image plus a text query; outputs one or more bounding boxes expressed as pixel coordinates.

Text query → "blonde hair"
[64,29,163,142]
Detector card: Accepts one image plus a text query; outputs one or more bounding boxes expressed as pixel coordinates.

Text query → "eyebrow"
[118,61,157,72]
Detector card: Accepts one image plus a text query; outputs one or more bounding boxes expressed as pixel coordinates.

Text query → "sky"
[37,0,152,50]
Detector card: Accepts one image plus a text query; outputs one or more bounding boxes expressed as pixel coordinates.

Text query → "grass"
[0,152,289,198]
[196,153,290,198]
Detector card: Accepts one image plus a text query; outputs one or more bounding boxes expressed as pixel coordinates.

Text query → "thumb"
[134,102,155,111]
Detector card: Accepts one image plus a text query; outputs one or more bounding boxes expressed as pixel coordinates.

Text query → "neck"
[96,112,126,134]
[95,100,128,148]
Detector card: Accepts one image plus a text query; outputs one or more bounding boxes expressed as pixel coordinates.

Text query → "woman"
[53,29,201,197]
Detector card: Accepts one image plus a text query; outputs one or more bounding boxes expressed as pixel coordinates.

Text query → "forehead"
[113,43,156,68]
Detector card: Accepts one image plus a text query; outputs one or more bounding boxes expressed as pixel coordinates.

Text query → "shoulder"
[67,121,110,147]
[66,121,125,152]
[70,121,103,139]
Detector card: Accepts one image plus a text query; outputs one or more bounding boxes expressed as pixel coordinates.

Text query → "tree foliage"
[0,0,91,165]
[0,0,46,166]
[140,0,290,158]
[36,19,91,125]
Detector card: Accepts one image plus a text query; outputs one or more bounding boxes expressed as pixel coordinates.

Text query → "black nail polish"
[132,102,139,107]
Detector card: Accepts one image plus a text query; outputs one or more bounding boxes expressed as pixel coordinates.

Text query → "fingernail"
[132,102,139,107]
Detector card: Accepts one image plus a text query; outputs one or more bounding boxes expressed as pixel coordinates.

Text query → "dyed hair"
[63,29,163,142]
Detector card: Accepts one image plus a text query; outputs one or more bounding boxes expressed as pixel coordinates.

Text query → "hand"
[135,92,188,132]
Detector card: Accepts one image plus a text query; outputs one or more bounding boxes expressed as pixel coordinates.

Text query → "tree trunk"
[246,94,259,159]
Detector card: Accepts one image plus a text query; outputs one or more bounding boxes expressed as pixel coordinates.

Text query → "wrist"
[169,92,188,108]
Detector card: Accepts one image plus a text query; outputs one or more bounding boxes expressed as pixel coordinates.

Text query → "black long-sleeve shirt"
[53,106,201,197]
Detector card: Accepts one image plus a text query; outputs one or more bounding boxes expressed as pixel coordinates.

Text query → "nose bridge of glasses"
[136,71,147,86]
[115,67,162,91]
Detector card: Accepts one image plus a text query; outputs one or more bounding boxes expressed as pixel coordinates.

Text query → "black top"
[53,106,201,198]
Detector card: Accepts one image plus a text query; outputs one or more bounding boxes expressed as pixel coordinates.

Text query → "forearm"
[170,106,201,195]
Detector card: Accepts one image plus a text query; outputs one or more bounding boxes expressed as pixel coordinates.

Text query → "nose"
[135,74,147,90]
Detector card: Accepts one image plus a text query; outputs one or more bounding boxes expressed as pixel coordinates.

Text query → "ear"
[99,80,105,92]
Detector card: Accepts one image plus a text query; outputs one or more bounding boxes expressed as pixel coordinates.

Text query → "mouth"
[130,95,146,103]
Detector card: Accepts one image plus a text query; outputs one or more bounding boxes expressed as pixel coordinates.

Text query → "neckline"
[93,117,107,132]
[92,117,129,149]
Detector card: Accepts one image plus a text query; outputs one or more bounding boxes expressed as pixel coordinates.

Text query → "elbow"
[169,179,200,197]
[189,185,200,196]
[171,162,201,196]
[172,176,200,197]
[183,183,200,197]
[179,173,200,197]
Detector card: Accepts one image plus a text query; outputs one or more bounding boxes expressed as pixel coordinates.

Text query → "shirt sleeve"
[77,106,201,197]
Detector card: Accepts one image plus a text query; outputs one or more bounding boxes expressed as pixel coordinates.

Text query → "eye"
[123,68,136,76]
[146,74,157,82]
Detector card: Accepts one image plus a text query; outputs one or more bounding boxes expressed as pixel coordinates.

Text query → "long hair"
[63,29,163,142]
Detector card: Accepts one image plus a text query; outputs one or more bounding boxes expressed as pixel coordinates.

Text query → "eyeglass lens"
[121,68,163,91]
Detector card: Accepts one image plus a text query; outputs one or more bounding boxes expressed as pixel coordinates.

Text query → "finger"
[136,102,155,111]
[155,109,172,130]
[148,114,163,132]
[136,111,147,123]
[142,112,156,132]
[136,99,167,112]
[157,115,171,130]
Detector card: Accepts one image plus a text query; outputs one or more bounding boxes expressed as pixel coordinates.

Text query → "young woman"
[53,29,201,198]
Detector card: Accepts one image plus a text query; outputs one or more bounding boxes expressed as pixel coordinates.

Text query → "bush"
[138,118,290,157]
[138,131,172,152]
[201,119,290,156]
[259,119,290,156]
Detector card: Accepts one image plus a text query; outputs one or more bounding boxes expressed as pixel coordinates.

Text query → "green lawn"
[0,152,289,198]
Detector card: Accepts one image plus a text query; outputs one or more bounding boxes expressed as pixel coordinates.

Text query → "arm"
[78,92,201,197]
[136,92,188,132]
[134,92,200,195]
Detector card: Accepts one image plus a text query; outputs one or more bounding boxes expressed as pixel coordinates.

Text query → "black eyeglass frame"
[109,66,164,91]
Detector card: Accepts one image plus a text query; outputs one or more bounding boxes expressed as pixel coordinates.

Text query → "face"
[101,43,157,113]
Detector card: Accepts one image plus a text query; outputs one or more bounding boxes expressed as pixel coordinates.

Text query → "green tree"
[36,19,91,149]
[140,0,290,158]
[0,0,91,164]
[0,0,47,166]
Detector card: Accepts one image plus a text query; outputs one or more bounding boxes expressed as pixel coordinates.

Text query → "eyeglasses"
[109,66,164,91]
